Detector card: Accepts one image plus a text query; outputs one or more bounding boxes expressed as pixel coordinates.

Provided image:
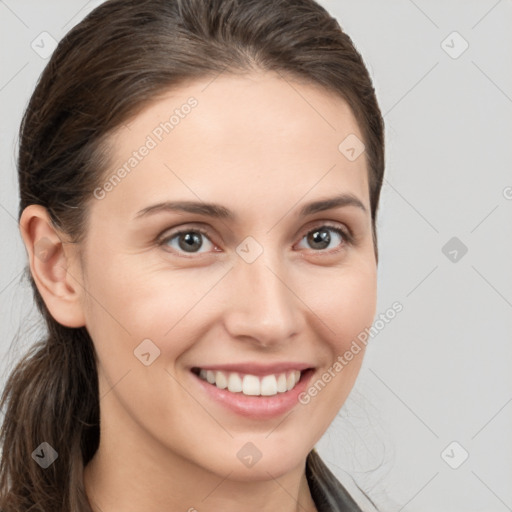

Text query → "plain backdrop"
[1,1,511,511]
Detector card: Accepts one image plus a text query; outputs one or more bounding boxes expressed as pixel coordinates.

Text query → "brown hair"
[0,0,385,510]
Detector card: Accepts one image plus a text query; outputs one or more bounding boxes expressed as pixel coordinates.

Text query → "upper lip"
[192,362,314,377]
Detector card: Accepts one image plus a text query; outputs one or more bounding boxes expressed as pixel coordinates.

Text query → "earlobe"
[19,205,86,328]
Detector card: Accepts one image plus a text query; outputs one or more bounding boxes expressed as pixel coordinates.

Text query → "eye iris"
[179,232,203,252]
[308,228,331,250]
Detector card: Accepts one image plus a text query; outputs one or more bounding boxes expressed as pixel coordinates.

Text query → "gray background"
[1,1,511,511]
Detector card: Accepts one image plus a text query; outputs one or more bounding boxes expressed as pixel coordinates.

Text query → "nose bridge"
[223,243,300,345]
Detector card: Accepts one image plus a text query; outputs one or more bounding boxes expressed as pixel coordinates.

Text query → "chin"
[196,438,311,482]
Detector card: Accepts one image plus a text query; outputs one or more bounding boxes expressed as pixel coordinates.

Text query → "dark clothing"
[306,449,364,512]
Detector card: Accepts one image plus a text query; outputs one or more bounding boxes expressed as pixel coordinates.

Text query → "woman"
[0,0,385,510]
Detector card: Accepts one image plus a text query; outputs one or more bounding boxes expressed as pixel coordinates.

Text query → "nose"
[222,253,302,349]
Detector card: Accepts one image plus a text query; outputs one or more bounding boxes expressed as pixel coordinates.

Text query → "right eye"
[158,226,219,256]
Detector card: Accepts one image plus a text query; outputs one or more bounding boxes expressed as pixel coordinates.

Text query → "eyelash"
[157,222,353,257]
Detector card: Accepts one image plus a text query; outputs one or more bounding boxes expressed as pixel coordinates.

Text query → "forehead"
[94,71,370,222]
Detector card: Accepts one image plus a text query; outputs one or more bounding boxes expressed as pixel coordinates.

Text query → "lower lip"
[191,369,315,420]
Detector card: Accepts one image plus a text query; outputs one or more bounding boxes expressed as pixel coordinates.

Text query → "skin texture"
[20,71,377,512]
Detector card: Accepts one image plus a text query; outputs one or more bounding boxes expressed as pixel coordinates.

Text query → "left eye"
[159,224,349,255]
[296,225,348,252]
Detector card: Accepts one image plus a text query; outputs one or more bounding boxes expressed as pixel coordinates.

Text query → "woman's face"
[77,71,377,480]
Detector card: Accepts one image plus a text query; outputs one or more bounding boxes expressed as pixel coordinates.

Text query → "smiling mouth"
[191,367,314,397]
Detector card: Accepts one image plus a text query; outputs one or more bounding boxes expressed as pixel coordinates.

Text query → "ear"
[19,205,86,328]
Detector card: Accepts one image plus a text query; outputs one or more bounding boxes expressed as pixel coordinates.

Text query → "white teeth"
[286,372,295,391]
[260,375,278,396]
[276,373,287,393]
[196,368,303,396]
[215,371,228,389]
[227,372,243,393]
[242,374,260,395]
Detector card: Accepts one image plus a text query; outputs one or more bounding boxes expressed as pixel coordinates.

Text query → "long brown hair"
[0,0,385,510]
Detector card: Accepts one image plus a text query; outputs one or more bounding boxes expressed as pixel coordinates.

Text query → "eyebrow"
[134,193,367,221]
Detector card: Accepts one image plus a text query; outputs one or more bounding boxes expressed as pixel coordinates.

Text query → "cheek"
[302,260,376,399]
[81,255,220,366]
[307,259,377,348]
